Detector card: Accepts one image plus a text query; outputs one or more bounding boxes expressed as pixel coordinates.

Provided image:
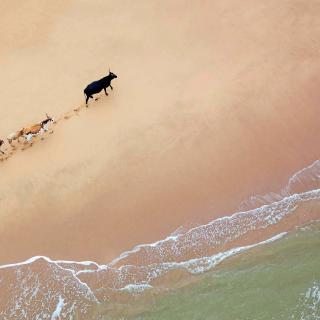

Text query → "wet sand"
[0,0,320,265]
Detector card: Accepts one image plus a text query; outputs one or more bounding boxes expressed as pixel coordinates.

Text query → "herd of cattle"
[0,69,117,158]
[0,113,55,156]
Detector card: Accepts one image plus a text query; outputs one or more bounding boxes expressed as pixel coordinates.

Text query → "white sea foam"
[0,256,99,320]
[0,189,318,296]
[120,283,153,294]
[137,232,287,281]
[176,232,287,274]
[292,281,320,320]
[74,232,288,297]
[0,255,100,271]
[1,160,319,273]
[285,160,320,195]
[239,160,320,211]
[109,189,320,267]
[0,255,99,304]
[51,295,65,320]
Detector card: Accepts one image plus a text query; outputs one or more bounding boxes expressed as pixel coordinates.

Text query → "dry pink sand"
[0,0,319,264]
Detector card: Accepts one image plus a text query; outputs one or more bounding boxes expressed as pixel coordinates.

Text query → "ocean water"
[1,160,320,319]
[108,222,320,319]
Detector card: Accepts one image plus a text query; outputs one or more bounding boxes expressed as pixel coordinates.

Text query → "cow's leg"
[26,134,33,145]
[85,95,90,106]
[22,135,33,149]
[110,85,113,90]
[9,140,16,152]
[43,127,52,134]
[103,88,108,96]
[40,129,46,140]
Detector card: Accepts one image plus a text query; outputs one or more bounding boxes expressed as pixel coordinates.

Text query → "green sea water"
[104,222,320,320]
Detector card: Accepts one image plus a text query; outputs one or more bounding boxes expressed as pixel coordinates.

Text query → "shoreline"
[1,0,320,266]
[1,186,319,270]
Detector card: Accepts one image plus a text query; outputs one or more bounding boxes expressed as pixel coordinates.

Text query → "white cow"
[7,130,24,148]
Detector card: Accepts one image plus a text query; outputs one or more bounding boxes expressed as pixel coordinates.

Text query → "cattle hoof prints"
[0,71,117,163]
[1,100,91,160]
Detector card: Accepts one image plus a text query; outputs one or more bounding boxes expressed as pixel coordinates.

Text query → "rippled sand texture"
[1,0,320,270]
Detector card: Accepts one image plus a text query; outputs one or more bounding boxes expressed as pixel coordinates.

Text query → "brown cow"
[22,114,54,145]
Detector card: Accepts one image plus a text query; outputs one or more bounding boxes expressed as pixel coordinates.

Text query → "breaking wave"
[1,159,320,319]
[239,160,320,211]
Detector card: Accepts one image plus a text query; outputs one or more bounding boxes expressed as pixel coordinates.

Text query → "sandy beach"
[0,0,320,266]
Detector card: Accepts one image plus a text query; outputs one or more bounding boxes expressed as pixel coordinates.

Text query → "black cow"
[84,70,118,106]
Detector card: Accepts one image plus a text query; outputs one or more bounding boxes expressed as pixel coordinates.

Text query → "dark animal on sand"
[84,69,118,106]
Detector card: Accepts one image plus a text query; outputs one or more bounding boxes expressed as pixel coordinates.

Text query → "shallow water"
[106,222,320,319]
